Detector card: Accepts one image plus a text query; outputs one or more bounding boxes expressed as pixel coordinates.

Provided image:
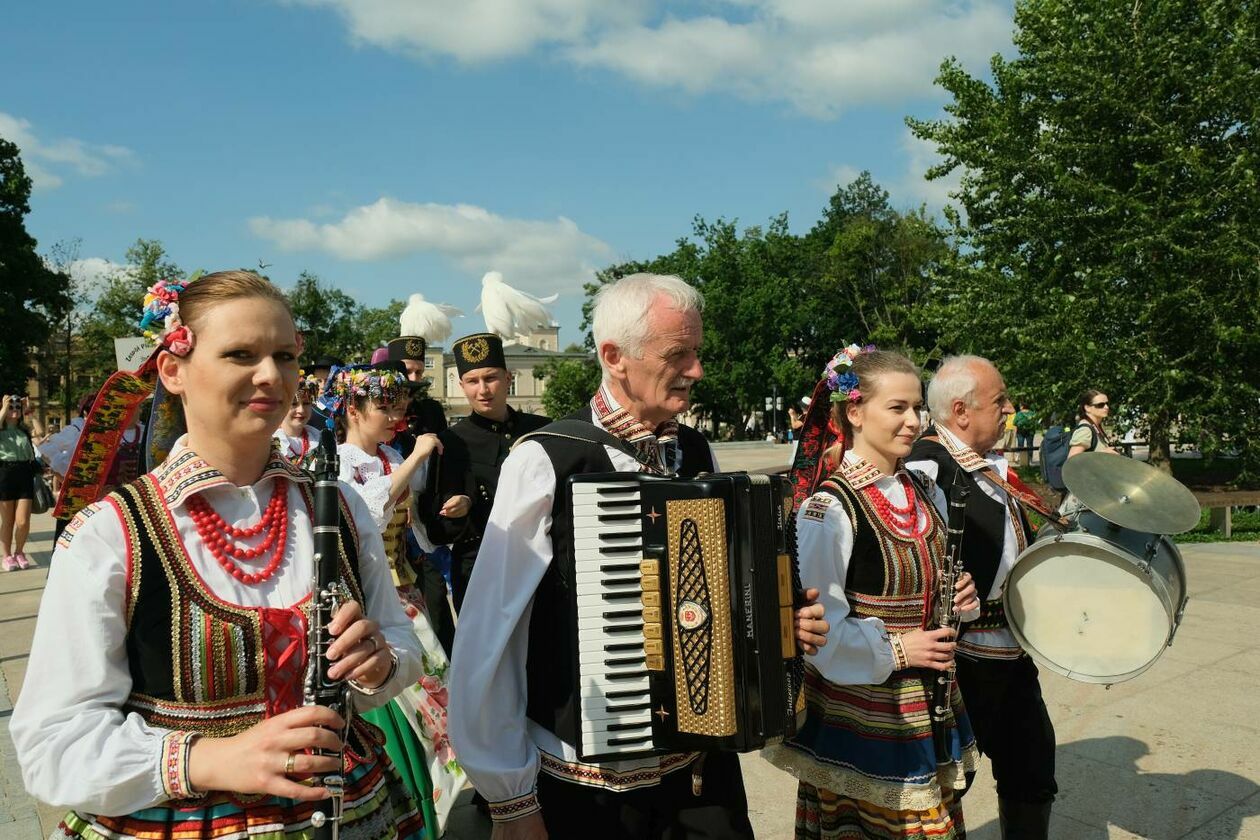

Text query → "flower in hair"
[320,365,408,418]
[295,372,322,403]
[824,342,877,403]
[164,325,195,358]
[138,270,203,347]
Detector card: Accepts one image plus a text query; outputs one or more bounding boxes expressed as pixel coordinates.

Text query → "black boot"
[997,798,1051,840]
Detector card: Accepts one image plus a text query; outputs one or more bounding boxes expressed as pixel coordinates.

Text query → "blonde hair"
[822,350,921,467]
[178,270,292,337]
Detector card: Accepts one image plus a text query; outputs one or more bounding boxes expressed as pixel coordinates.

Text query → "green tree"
[535,356,603,418]
[358,299,406,358]
[78,239,181,388]
[910,0,1260,478]
[286,271,363,364]
[0,139,73,393]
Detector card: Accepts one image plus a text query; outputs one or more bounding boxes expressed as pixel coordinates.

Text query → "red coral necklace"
[187,481,289,584]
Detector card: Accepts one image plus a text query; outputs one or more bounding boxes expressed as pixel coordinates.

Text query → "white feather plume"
[399,293,463,344]
[479,271,558,339]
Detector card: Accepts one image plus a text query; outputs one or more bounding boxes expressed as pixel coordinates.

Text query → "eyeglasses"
[1090,401,1110,408]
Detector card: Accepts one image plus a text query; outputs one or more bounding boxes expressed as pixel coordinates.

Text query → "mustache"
[670,377,697,389]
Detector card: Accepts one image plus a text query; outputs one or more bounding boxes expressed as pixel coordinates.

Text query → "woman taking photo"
[0,394,40,571]
[1066,389,1117,460]
[12,271,427,838]
[767,344,980,840]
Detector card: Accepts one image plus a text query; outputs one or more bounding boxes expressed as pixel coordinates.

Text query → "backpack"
[1040,422,1097,491]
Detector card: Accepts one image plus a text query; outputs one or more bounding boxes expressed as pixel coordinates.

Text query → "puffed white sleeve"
[339,451,394,532]
[448,441,555,822]
[44,423,81,477]
[11,501,174,814]
[795,493,897,685]
[341,485,422,708]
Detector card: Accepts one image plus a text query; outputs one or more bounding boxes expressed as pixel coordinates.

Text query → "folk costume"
[273,373,322,470]
[11,438,427,839]
[907,425,1057,837]
[447,384,755,839]
[328,365,466,837]
[766,347,978,840]
[415,332,548,652]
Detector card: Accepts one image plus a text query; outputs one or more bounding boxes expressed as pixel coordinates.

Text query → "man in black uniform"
[416,332,549,648]
[907,354,1058,840]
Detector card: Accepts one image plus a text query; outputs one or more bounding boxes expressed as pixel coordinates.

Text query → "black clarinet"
[930,471,970,765]
[304,428,352,838]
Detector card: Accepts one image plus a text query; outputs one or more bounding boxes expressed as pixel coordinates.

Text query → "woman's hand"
[186,705,346,800]
[794,587,829,655]
[899,627,957,671]
[327,600,393,687]
[492,812,548,840]
[440,494,472,519]
[953,572,980,615]
[409,433,442,462]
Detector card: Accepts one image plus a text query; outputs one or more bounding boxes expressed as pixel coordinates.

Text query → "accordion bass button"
[642,591,661,607]
[640,574,660,591]
[646,653,666,671]
[640,559,660,576]
[644,624,663,639]
[644,638,664,656]
[643,606,662,623]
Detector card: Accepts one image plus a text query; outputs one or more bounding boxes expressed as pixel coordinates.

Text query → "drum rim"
[1003,532,1180,684]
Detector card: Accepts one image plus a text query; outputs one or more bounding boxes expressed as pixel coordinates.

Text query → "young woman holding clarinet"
[765,344,981,840]
[11,270,427,838]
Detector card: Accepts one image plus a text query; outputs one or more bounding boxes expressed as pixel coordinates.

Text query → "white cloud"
[288,0,1014,117]
[817,163,863,194]
[67,257,133,288]
[249,197,612,293]
[895,128,963,212]
[0,112,135,191]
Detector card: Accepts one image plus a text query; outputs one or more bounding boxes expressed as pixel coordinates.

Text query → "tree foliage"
[582,173,952,436]
[0,139,73,392]
[535,356,603,418]
[910,0,1260,479]
[286,271,365,363]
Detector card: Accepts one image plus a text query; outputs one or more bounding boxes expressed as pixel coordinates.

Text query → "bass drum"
[1003,511,1188,684]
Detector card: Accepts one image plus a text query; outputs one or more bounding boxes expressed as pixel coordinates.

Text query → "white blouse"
[337,442,430,533]
[272,425,320,463]
[11,439,422,816]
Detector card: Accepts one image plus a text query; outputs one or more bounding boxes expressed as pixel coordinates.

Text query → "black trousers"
[536,752,754,840]
[955,654,1058,804]
[449,539,480,612]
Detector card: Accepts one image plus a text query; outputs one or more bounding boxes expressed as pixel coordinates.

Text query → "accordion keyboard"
[572,481,656,756]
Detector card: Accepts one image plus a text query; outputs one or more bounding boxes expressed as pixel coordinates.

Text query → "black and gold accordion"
[566,472,802,762]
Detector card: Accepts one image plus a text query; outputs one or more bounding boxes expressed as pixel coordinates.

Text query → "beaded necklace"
[186,481,289,584]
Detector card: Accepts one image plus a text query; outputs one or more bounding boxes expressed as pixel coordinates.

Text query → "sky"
[4,0,1015,348]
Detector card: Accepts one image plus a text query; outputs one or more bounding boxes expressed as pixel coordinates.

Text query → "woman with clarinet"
[11,270,426,838]
[765,344,980,840]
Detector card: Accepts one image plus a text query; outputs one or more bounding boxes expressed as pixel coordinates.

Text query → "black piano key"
[606,623,643,634]
[601,592,641,601]
[608,720,651,732]
[598,545,644,555]
[599,562,640,572]
[605,656,646,667]
[603,609,642,619]
[606,688,650,699]
[607,735,654,746]
[606,670,648,681]
[606,702,653,713]
[597,499,639,509]
[599,512,640,521]
[603,576,640,586]
[604,642,642,652]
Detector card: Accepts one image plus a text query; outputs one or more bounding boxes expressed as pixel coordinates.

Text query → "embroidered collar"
[155,436,308,509]
[468,406,516,434]
[929,425,991,473]
[590,384,680,474]
[838,451,899,490]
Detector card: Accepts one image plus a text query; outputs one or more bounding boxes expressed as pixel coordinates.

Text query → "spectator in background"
[0,395,41,570]
[1001,408,1018,453]
[787,402,804,442]
[1067,389,1117,460]
[1014,402,1037,466]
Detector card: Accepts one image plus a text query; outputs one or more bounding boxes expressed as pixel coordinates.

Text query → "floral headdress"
[318,364,408,419]
[824,343,878,403]
[138,270,203,357]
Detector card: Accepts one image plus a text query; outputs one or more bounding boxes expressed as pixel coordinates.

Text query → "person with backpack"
[1013,403,1037,466]
[1067,389,1117,460]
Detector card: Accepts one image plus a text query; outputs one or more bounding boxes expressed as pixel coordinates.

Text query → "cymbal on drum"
[1062,452,1201,534]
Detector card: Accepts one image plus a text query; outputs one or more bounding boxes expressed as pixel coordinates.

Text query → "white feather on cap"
[399,293,463,344]
[478,271,558,339]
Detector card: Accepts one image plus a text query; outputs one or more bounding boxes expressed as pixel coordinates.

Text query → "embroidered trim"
[159,730,200,800]
[838,454,884,490]
[155,442,309,510]
[488,791,541,823]
[538,750,697,792]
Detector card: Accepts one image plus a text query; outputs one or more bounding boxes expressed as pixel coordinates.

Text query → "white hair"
[591,273,703,379]
[926,354,995,419]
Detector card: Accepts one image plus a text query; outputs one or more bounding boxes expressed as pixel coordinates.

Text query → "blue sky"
[5,0,1014,347]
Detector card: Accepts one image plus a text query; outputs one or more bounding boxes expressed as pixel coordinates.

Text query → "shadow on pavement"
[965,736,1260,840]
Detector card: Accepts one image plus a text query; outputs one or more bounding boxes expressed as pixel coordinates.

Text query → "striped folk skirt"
[764,664,978,839]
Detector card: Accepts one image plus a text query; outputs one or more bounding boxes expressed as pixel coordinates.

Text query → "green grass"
[1176,508,1260,543]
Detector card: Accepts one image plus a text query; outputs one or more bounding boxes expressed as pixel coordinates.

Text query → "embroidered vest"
[113,475,364,737]
[815,473,946,633]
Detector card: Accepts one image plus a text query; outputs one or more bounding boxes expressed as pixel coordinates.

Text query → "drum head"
[1004,534,1175,683]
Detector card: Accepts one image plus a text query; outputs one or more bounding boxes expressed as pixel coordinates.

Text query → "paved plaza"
[1,444,1257,839]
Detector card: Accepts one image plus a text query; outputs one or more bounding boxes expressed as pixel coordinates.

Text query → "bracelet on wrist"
[349,648,399,695]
